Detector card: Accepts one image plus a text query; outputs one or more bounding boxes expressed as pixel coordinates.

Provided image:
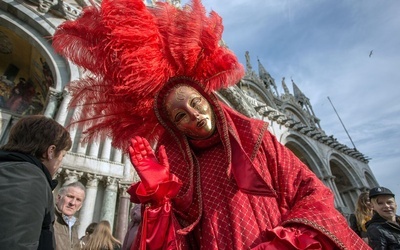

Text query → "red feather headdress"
[52,0,244,152]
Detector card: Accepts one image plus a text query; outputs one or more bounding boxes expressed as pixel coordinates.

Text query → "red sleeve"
[127,175,185,250]
[256,131,369,249]
[251,225,337,250]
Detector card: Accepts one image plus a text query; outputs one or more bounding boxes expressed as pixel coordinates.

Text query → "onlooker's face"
[372,195,397,221]
[42,146,68,176]
[56,186,85,217]
[48,149,67,176]
[165,85,216,139]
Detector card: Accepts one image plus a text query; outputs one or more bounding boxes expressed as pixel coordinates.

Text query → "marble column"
[100,177,118,231]
[101,137,112,160]
[324,175,346,208]
[78,173,102,238]
[67,101,83,150]
[88,138,100,158]
[113,148,123,163]
[44,88,62,119]
[114,183,131,242]
[55,90,71,127]
[76,137,88,155]
[123,160,137,183]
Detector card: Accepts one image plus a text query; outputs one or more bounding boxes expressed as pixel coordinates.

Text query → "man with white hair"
[54,182,86,250]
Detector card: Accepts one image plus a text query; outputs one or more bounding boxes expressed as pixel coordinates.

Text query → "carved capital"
[62,169,84,184]
[85,173,102,187]
[119,183,131,198]
[48,87,63,101]
[104,176,118,192]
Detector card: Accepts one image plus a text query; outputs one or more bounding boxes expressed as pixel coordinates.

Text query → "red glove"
[129,136,171,192]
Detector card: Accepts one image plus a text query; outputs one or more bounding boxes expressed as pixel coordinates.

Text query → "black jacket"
[366,212,400,250]
[0,151,57,250]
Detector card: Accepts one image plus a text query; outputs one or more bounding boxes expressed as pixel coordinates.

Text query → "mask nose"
[188,107,200,121]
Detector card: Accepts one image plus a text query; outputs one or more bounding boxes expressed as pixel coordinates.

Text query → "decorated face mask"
[165,85,216,139]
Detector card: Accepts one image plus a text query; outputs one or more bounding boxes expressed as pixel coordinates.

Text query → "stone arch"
[0,7,76,116]
[281,104,309,126]
[0,9,71,90]
[364,172,377,188]
[329,153,362,212]
[239,78,277,109]
[283,134,325,178]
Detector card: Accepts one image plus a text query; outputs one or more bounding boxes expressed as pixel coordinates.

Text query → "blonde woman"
[84,220,121,250]
[349,191,373,243]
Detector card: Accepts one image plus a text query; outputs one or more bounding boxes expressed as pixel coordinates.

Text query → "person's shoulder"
[0,161,48,184]
[0,160,44,174]
[366,220,386,233]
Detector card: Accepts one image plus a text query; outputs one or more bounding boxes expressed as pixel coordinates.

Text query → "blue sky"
[182,0,400,198]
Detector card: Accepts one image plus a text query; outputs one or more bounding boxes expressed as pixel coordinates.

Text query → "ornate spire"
[281,77,290,95]
[292,78,307,106]
[245,51,253,73]
[257,58,278,95]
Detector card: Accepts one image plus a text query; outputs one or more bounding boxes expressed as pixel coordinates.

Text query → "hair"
[84,220,121,250]
[85,222,98,235]
[58,182,86,196]
[0,115,72,160]
[355,191,373,232]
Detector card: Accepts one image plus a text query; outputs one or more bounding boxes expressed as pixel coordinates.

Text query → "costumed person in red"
[52,0,370,249]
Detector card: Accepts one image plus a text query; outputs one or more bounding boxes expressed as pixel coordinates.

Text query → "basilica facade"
[0,0,378,242]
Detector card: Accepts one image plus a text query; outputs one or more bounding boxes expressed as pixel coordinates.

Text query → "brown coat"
[54,209,80,250]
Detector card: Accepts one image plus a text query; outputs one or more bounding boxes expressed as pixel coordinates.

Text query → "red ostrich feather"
[52,0,244,152]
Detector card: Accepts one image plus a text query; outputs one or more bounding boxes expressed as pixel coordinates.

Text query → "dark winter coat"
[366,212,400,250]
[0,151,57,250]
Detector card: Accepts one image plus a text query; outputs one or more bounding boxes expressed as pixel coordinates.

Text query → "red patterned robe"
[129,90,370,250]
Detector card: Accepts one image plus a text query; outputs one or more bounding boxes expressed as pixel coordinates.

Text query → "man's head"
[369,186,397,222]
[0,115,72,176]
[56,182,86,217]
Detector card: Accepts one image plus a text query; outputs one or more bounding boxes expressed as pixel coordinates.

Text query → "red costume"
[52,0,370,249]
[127,79,369,249]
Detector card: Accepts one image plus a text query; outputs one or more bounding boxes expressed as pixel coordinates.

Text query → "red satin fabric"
[127,175,182,207]
[128,177,185,250]
[138,203,182,250]
[252,226,335,250]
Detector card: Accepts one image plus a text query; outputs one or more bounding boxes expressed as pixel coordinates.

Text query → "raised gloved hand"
[129,136,171,192]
